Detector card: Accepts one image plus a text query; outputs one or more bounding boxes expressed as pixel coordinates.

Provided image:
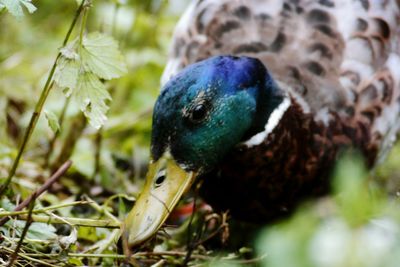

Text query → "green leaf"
[60,43,80,60]
[0,0,37,19]
[54,57,80,96]
[68,258,84,266]
[332,152,380,226]
[77,226,99,242]
[10,221,57,240]
[54,33,125,129]
[81,32,127,80]
[20,0,36,12]
[44,110,61,133]
[74,71,111,129]
[26,222,57,240]
[0,197,16,211]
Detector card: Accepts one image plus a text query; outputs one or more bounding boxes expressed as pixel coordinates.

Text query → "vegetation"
[1,1,400,266]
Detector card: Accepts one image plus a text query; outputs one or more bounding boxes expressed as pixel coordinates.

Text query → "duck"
[122,0,400,250]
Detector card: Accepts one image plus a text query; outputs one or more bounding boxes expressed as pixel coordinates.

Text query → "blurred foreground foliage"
[1,0,400,266]
[255,153,400,267]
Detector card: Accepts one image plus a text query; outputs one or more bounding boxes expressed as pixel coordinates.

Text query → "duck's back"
[163,0,400,161]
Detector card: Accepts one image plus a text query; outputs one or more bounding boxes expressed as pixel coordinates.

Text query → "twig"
[225,254,268,265]
[7,197,36,267]
[2,247,59,267]
[4,237,51,244]
[18,251,212,260]
[44,210,72,225]
[17,214,120,228]
[183,183,207,266]
[17,254,59,267]
[183,197,198,266]
[0,200,92,218]
[0,160,72,227]
[90,229,120,253]
[0,0,87,197]
[83,195,120,223]
[151,259,166,267]
[192,212,229,248]
[80,196,121,261]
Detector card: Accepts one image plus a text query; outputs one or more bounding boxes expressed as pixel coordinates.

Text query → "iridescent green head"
[151,55,283,172]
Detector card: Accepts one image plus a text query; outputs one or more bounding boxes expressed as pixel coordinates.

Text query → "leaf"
[0,0,37,19]
[81,32,127,80]
[74,71,111,129]
[0,0,23,18]
[20,0,36,13]
[68,258,84,266]
[77,226,99,242]
[9,221,57,240]
[55,33,125,128]
[333,152,383,227]
[71,138,95,177]
[44,110,61,133]
[0,197,16,211]
[60,43,80,60]
[54,57,80,95]
[26,222,58,240]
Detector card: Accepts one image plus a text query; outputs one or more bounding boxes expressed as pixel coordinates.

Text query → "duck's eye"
[190,104,208,122]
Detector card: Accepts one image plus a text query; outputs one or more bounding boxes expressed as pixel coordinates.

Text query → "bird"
[122,0,400,250]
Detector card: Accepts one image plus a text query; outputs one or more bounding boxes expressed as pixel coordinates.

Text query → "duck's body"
[161,0,400,221]
[123,0,400,248]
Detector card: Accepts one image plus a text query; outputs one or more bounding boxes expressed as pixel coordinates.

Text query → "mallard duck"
[122,0,400,249]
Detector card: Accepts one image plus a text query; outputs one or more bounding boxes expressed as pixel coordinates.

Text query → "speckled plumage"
[159,0,400,222]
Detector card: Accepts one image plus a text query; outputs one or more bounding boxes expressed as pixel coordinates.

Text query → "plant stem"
[19,251,211,260]
[183,197,198,266]
[17,214,120,228]
[1,247,59,267]
[0,200,91,217]
[0,0,87,197]
[84,195,120,223]
[79,5,89,46]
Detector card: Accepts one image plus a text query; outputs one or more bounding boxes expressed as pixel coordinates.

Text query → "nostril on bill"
[154,170,166,187]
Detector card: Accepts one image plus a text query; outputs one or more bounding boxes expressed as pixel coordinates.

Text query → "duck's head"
[122,55,284,250]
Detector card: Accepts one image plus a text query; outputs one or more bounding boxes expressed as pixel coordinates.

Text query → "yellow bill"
[122,152,197,251]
